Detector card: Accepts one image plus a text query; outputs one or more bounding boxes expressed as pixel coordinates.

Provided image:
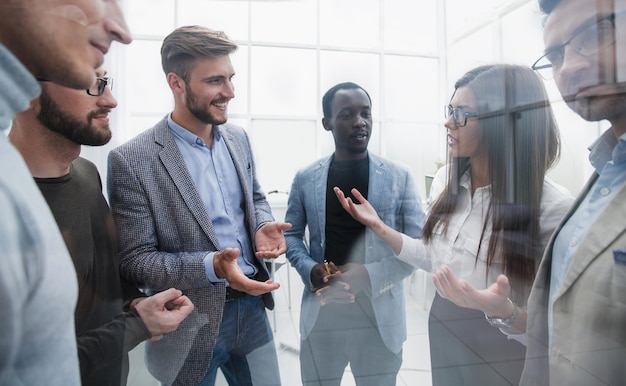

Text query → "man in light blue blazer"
[284,82,424,386]
[107,26,289,386]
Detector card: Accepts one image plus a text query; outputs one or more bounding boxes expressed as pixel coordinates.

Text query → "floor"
[126,261,435,386]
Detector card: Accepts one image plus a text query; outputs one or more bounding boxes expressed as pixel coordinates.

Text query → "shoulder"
[540,178,574,217]
[71,157,101,185]
[371,153,412,175]
[541,178,574,206]
[72,157,98,174]
[113,116,168,155]
[218,122,248,142]
[296,156,331,176]
[220,122,246,134]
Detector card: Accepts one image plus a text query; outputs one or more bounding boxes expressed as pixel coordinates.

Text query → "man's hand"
[335,263,370,295]
[214,247,280,296]
[133,288,194,341]
[309,263,330,291]
[316,280,355,306]
[255,222,292,259]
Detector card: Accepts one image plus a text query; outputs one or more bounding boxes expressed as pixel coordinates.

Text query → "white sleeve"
[395,233,432,272]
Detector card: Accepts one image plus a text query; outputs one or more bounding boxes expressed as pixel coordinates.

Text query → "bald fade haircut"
[161,25,238,82]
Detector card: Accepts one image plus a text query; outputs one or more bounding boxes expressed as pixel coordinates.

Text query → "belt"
[225,286,247,302]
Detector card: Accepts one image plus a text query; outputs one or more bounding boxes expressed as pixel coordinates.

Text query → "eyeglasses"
[36,76,113,96]
[444,105,478,127]
[86,77,113,96]
[531,12,626,80]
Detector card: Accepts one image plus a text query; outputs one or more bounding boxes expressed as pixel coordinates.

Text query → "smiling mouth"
[447,134,458,145]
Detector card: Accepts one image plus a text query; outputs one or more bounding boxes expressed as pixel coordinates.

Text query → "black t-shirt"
[324,155,369,266]
[36,157,148,386]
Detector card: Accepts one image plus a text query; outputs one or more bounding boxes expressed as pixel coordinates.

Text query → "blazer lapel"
[558,176,626,295]
[155,122,221,248]
[314,158,330,248]
[366,155,385,216]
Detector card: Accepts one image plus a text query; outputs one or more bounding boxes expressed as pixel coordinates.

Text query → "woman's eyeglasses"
[444,105,478,127]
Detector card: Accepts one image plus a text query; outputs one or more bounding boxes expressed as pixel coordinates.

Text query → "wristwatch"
[484,298,519,329]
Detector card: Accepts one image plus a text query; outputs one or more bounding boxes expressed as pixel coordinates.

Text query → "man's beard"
[567,92,626,122]
[185,86,227,126]
[563,81,626,122]
[37,90,111,146]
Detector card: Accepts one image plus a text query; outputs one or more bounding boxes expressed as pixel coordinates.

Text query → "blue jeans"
[196,294,281,386]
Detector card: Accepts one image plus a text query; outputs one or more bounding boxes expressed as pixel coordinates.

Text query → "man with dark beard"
[107,26,291,386]
[8,69,194,386]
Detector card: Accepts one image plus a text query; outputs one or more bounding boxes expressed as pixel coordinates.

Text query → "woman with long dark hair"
[334,64,573,385]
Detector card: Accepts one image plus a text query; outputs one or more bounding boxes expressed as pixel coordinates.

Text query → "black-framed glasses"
[36,76,113,96]
[531,12,626,80]
[86,77,113,96]
[444,105,478,127]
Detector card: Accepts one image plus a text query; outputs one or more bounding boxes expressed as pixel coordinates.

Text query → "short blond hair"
[161,25,238,82]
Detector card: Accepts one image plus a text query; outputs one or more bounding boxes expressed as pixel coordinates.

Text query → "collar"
[0,44,41,130]
[613,131,626,166]
[167,114,221,146]
[588,128,620,173]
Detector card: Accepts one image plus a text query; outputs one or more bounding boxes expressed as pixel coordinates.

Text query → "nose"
[223,78,235,98]
[555,44,591,82]
[104,3,132,45]
[98,86,118,108]
[444,113,456,130]
[355,116,367,128]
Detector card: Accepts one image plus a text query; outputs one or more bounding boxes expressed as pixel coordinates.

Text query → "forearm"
[76,311,150,381]
[370,219,404,255]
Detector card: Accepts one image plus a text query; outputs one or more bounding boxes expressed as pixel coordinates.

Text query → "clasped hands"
[311,261,369,306]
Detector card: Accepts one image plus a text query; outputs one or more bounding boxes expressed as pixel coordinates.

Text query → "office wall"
[90,0,595,205]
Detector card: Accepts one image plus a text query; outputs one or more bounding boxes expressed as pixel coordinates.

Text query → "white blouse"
[398,166,573,290]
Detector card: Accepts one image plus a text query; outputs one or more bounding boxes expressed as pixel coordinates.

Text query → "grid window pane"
[319,0,380,49]
[249,47,318,117]
[384,0,437,54]
[384,55,439,122]
[177,0,250,41]
[251,0,317,45]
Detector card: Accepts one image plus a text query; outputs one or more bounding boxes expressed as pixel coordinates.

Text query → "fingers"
[150,287,183,303]
[316,281,354,306]
[255,248,283,259]
[333,187,352,210]
[277,222,292,231]
[229,277,280,296]
[350,188,367,205]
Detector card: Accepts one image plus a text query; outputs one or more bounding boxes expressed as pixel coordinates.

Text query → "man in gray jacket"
[108,26,290,386]
[521,0,626,384]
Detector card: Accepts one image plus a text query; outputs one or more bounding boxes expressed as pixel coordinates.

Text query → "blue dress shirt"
[168,116,257,283]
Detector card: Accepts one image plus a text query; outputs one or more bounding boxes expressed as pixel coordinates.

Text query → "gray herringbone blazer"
[107,115,274,386]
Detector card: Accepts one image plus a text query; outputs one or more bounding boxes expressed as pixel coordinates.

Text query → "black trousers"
[429,293,526,386]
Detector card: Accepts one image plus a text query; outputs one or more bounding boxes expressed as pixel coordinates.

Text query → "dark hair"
[538,0,562,13]
[161,25,238,83]
[422,64,561,305]
[322,82,372,118]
